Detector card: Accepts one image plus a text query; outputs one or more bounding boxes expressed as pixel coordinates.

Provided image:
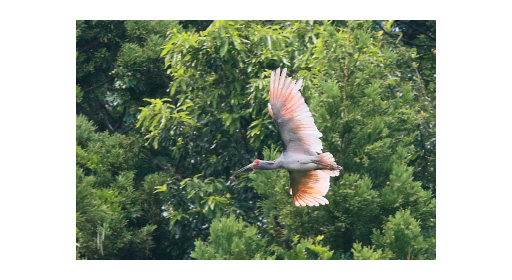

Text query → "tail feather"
[316,152,342,176]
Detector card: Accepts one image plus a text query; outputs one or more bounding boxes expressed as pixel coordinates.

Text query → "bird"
[232,68,342,206]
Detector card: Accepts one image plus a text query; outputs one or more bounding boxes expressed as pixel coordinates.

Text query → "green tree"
[191,216,270,260]
[371,209,435,260]
[191,216,334,260]
[351,242,392,260]
[76,115,174,259]
[76,20,181,133]
[77,20,436,260]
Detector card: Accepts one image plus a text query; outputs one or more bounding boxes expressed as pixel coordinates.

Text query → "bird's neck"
[255,160,280,170]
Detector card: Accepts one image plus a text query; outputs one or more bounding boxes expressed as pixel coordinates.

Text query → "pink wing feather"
[269,68,323,155]
[289,170,333,206]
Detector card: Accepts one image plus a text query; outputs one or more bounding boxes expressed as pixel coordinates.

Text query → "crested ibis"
[232,68,342,206]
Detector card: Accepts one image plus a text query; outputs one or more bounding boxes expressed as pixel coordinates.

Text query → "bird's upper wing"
[289,170,332,206]
[268,68,323,155]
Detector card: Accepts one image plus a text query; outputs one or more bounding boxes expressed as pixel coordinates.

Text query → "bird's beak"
[230,163,254,179]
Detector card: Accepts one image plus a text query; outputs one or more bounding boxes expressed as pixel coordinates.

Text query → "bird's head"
[230,159,260,179]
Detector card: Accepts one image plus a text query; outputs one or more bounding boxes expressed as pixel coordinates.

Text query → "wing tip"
[293,193,329,207]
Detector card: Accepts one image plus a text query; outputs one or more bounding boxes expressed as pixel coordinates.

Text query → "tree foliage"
[76,20,436,260]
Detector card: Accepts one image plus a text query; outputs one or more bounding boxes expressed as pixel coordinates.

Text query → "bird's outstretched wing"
[289,170,334,206]
[268,68,323,155]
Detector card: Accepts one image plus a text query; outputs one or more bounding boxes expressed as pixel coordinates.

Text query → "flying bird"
[232,68,342,206]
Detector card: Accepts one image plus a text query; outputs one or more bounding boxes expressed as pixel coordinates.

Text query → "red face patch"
[251,159,260,169]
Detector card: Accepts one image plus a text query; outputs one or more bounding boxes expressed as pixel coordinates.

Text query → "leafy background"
[76,20,435,260]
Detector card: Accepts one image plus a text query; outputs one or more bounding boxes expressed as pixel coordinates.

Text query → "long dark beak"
[230,163,254,179]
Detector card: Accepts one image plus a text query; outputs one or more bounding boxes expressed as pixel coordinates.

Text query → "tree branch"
[113,107,127,131]
[77,39,101,53]
[414,66,426,96]
[82,76,114,92]
[399,20,436,40]
[374,21,436,48]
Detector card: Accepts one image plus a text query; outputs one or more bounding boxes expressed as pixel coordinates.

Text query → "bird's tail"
[316,152,342,176]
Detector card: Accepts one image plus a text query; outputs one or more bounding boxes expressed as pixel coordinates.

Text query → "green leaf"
[220,39,228,57]
[154,183,167,193]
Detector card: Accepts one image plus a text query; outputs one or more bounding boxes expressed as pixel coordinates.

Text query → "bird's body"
[277,153,319,171]
[232,68,342,206]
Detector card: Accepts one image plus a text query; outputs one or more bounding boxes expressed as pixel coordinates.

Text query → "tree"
[190,216,270,260]
[191,216,334,260]
[76,20,181,133]
[371,209,435,260]
[77,20,436,260]
[76,115,174,259]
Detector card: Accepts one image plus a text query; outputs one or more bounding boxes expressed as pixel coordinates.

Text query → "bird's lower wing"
[269,68,323,155]
[289,170,332,206]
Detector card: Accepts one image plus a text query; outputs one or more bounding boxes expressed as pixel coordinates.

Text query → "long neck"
[255,160,281,170]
